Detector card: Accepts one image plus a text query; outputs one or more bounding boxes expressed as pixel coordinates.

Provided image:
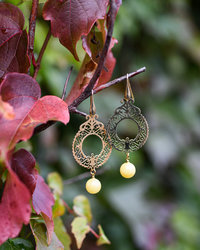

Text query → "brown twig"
[61,67,73,100]
[33,28,51,79]
[28,0,39,60]
[68,0,117,110]
[94,67,146,93]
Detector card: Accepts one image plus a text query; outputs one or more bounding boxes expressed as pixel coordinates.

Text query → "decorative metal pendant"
[72,91,112,194]
[107,75,149,178]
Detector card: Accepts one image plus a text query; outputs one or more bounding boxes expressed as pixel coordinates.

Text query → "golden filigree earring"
[107,75,149,178]
[72,91,112,194]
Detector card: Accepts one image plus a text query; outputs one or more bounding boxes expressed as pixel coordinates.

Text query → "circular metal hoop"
[107,99,149,152]
[72,115,112,169]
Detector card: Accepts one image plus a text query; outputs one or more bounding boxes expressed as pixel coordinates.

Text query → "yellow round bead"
[120,162,136,178]
[85,177,101,194]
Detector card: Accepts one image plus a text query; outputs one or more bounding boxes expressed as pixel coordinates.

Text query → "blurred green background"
[5,0,200,249]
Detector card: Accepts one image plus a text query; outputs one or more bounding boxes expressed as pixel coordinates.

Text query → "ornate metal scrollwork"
[72,114,112,169]
[107,98,149,152]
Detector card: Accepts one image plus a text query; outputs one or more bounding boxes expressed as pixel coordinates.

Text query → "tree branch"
[33,28,51,79]
[94,67,146,93]
[68,0,117,110]
[28,0,39,60]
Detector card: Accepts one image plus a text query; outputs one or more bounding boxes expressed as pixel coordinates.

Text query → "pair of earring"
[72,75,149,194]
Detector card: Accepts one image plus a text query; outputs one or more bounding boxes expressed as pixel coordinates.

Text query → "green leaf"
[0,238,33,250]
[96,225,111,246]
[73,195,92,223]
[71,217,90,249]
[53,195,66,218]
[30,220,64,250]
[54,217,71,250]
[47,172,63,195]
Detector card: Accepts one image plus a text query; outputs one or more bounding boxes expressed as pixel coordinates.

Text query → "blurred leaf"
[0,238,33,250]
[54,217,71,250]
[52,194,65,218]
[47,172,63,195]
[30,219,64,250]
[73,195,92,223]
[96,225,111,246]
[71,217,90,249]
[171,208,200,245]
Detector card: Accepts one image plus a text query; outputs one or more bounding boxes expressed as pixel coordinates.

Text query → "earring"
[107,75,149,178]
[72,90,112,194]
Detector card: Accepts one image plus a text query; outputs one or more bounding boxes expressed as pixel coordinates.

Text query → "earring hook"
[124,74,134,102]
[90,90,96,115]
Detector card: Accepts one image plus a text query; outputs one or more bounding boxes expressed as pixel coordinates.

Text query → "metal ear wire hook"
[90,90,96,116]
[124,74,135,102]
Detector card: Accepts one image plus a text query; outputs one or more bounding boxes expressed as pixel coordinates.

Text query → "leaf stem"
[28,0,39,60]
[89,227,100,239]
[33,28,51,79]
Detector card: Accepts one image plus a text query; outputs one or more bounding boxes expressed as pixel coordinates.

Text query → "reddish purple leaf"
[32,174,54,219]
[0,30,30,81]
[0,3,24,46]
[0,169,31,245]
[0,73,69,158]
[0,3,30,81]
[43,0,109,60]
[11,149,37,194]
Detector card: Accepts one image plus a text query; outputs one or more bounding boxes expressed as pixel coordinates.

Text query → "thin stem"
[89,227,100,239]
[94,67,146,93]
[61,67,73,100]
[28,0,39,60]
[33,28,51,79]
[69,108,87,117]
[68,0,117,109]
[63,168,106,185]
[63,201,75,215]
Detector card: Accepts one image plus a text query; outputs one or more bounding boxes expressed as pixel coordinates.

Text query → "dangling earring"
[107,75,149,178]
[72,90,112,194]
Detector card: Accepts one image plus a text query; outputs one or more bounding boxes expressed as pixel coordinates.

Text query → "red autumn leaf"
[0,73,69,158]
[0,96,15,120]
[0,3,30,81]
[43,0,109,60]
[0,169,31,245]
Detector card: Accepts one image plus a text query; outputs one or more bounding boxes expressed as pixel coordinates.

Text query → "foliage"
[0,0,116,248]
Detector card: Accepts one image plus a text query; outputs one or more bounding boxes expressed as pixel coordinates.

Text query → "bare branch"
[94,67,146,93]
[28,0,39,60]
[33,28,51,79]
